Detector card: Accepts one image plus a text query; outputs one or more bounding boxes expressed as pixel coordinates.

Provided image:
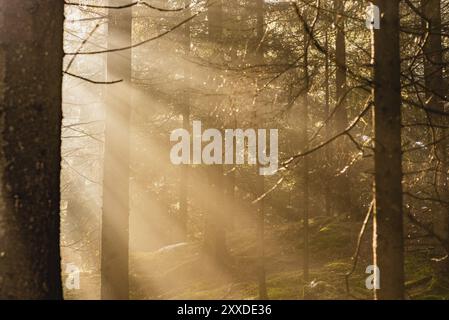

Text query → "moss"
[125,220,449,300]
[405,251,433,282]
[404,250,449,300]
[311,222,353,254]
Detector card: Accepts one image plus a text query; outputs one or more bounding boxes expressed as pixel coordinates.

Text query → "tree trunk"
[204,166,227,262]
[334,0,348,133]
[0,0,64,299]
[179,108,189,241]
[101,0,132,300]
[179,0,192,241]
[255,0,268,300]
[302,29,310,286]
[203,0,228,263]
[333,0,353,219]
[372,0,405,300]
[324,31,332,217]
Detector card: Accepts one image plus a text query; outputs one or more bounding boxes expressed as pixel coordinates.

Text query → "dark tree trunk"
[101,0,132,300]
[372,0,405,300]
[333,0,353,219]
[0,0,64,299]
[334,0,348,133]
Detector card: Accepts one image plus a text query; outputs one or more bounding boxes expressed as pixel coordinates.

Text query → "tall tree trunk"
[333,0,352,218]
[179,108,189,241]
[255,171,268,299]
[204,166,227,262]
[203,0,228,262]
[0,0,64,299]
[255,0,268,300]
[324,31,332,217]
[372,0,405,300]
[334,0,348,133]
[302,28,310,285]
[101,0,132,300]
[179,0,192,241]
[421,0,449,246]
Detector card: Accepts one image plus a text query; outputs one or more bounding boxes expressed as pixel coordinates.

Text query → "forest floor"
[65,216,449,300]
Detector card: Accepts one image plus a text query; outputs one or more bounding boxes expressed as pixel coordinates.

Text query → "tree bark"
[179,0,192,241]
[0,0,64,299]
[333,0,353,219]
[302,28,310,286]
[255,0,268,300]
[101,0,132,300]
[203,0,228,263]
[334,0,348,133]
[324,31,332,217]
[372,0,405,300]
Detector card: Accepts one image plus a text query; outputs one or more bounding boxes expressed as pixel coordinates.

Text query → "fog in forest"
[1,0,449,301]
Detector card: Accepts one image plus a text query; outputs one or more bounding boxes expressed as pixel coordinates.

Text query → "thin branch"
[282,98,373,167]
[64,71,123,84]
[252,177,285,204]
[65,23,101,73]
[64,0,190,12]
